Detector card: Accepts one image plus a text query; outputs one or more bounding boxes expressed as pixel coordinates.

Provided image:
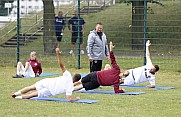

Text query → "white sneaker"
[80,50,84,55]
[69,50,74,54]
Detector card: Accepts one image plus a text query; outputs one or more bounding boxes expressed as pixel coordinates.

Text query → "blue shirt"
[55,16,66,33]
[68,16,85,32]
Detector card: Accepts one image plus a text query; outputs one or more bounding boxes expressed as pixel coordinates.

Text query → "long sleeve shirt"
[27,59,42,75]
[97,51,122,93]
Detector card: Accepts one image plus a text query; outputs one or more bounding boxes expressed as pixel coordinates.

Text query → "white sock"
[14,90,21,96]
[15,96,22,99]
[17,71,20,75]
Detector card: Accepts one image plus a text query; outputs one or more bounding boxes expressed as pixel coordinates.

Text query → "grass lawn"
[0,1,181,117]
[0,54,181,117]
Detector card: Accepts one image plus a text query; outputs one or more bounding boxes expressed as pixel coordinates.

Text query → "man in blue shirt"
[55,11,66,48]
[68,10,86,54]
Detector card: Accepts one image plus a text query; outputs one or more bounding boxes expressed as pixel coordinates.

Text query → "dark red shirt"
[97,51,122,93]
[27,59,42,75]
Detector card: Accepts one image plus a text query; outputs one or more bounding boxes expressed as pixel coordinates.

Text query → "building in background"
[0,0,72,23]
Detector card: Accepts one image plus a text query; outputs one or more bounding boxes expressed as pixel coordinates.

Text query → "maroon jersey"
[97,51,122,93]
[27,59,42,75]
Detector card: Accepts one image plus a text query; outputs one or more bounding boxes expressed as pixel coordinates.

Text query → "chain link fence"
[0,0,180,71]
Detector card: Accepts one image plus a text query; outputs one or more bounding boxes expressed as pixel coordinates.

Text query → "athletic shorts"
[90,60,103,72]
[35,79,52,98]
[71,32,83,44]
[81,72,100,90]
[56,32,63,42]
[19,63,35,78]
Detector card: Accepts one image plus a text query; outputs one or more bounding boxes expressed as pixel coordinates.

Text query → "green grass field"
[0,1,181,117]
[0,54,181,117]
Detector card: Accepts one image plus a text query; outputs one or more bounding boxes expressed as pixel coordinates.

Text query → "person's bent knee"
[17,62,22,65]
[25,62,30,66]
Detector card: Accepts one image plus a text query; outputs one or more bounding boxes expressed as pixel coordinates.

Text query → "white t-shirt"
[124,61,155,86]
[36,70,74,96]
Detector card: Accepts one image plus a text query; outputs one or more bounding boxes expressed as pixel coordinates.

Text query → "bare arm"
[82,24,85,32]
[56,48,66,73]
[146,40,152,64]
[68,19,71,31]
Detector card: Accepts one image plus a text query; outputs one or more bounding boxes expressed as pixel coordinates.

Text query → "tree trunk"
[42,0,55,54]
[132,0,144,50]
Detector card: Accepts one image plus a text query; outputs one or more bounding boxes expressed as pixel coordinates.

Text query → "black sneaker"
[12,74,24,78]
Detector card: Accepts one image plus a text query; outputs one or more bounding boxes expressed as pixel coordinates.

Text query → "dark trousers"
[90,60,102,72]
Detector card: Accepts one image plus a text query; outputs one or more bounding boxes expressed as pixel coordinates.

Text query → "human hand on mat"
[147,85,155,88]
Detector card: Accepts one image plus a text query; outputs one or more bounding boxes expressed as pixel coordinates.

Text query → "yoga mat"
[76,90,145,95]
[24,72,59,78]
[39,72,59,77]
[121,85,175,90]
[28,97,99,104]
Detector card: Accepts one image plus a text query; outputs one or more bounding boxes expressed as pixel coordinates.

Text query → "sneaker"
[11,93,16,98]
[12,74,24,78]
[69,50,74,54]
[80,50,84,55]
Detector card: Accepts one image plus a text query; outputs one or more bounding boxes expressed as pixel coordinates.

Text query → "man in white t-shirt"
[104,40,159,88]
[122,40,159,88]
[12,48,81,102]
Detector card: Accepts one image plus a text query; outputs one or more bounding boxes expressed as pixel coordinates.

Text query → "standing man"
[55,11,66,48]
[87,22,109,72]
[12,51,42,78]
[68,10,86,54]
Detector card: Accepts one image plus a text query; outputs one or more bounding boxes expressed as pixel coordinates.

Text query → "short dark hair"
[97,22,102,25]
[72,74,81,82]
[154,65,159,72]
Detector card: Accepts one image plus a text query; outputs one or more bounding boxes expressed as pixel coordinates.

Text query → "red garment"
[97,51,123,93]
[27,59,42,75]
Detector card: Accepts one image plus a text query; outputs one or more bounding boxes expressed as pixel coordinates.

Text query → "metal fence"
[0,0,180,71]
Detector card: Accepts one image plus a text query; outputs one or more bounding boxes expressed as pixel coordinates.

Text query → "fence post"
[143,0,147,65]
[77,0,81,69]
[16,0,20,63]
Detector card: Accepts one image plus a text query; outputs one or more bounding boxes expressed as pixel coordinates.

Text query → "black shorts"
[81,72,100,90]
[71,32,83,44]
[56,32,63,42]
[90,60,102,72]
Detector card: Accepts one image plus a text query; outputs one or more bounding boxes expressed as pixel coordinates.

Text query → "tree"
[131,0,163,49]
[131,0,145,50]
[42,0,55,54]
[117,0,163,49]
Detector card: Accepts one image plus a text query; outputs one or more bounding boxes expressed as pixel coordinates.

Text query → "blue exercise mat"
[120,85,175,90]
[76,90,145,95]
[39,72,59,77]
[28,97,99,104]
[24,72,59,78]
